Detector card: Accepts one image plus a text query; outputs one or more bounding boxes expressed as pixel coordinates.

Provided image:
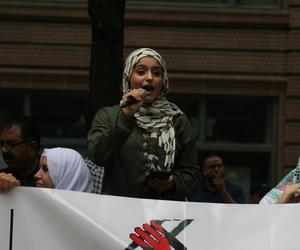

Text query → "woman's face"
[34,156,55,188]
[130,56,164,105]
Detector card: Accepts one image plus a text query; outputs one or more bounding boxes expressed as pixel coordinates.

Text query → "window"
[0,90,90,167]
[205,98,271,144]
[169,94,277,201]
[31,91,89,138]
[0,91,24,128]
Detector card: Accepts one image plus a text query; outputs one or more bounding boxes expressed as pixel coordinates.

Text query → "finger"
[129,233,151,248]
[5,177,16,192]
[0,173,7,185]
[143,223,164,241]
[0,172,6,178]
[2,179,10,193]
[151,178,169,186]
[124,89,143,101]
[9,179,20,188]
[150,220,166,234]
[149,179,170,192]
[0,181,5,193]
[294,195,300,203]
[0,176,19,193]
[167,174,174,183]
[135,227,156,245]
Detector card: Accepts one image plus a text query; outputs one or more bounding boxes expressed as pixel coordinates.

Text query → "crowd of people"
[0,47,298,205]
[0,116,93,193]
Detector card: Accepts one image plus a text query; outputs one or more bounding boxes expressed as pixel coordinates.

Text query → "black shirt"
[1,159,40,187]
[188,179,245,203]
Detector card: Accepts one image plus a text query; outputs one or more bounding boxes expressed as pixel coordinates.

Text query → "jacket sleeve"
[87,106,136,167]
[171,113,200,199]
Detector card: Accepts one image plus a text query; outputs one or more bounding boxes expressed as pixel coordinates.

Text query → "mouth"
[35,183,44,187]
[142,85,154,92]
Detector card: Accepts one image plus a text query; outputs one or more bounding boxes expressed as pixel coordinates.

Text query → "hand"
[147,175,174,193]
[0,173,20,193]
[130,220,171,250]
[121,88,148,117]
[210,176,226,192]
[277,183,300,203]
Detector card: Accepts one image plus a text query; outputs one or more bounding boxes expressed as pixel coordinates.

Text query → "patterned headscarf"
[122,47,169,95]
[122,48,183,174]
[42,147,93,192]
[260,157,300,204]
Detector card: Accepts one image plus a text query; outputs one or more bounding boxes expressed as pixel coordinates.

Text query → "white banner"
[0,187,299,250]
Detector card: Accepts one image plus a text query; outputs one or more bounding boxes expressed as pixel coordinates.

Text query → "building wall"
[0,3,90,91]
[0,1,299,182]
[286,0,300,173]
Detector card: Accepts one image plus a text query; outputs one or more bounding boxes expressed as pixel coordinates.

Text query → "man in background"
[0,115,40,191]
[188,154,245,203]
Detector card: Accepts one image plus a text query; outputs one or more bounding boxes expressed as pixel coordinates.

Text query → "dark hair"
[2,115,40,150]
[202,153,223,167]
[203,153,222,162]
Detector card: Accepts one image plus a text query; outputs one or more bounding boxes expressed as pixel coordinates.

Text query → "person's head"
[0,115,40,173]
[34,147,92,192]
[122,48,168,105]
[202,154,225,180]
[34,154,54,188]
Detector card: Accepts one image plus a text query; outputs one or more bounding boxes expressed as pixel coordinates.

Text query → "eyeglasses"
[0,139,34,149]
[206,164,223,170]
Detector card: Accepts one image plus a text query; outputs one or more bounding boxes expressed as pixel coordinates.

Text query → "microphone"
[120,88,149,108]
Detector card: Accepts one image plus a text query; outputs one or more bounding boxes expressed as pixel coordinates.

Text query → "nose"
[34,169,42,180]
[214,166,222,173]
[146,70,153,81]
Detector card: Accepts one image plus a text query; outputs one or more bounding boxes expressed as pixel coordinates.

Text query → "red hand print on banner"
[130,220,171,250]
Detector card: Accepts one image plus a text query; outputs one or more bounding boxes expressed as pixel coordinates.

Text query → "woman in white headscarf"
[88,48,199,200]
[0,147,93,192]
[35,147,93,192]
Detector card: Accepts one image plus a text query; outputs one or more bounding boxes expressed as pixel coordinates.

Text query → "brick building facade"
[0,0,299,198]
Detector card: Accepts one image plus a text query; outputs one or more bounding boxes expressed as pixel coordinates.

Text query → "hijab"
[260,158,300,204]
[42,147,93,192]
[122,48,183,174]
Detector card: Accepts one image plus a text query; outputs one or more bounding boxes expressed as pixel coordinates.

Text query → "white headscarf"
[42,147,93,192]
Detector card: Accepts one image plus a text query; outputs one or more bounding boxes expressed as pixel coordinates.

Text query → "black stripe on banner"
[9,209,14,250]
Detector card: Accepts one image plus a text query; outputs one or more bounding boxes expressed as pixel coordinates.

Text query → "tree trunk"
[87,0,125,128]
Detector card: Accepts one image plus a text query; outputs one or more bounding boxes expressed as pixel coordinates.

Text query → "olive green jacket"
[88,105,199,200]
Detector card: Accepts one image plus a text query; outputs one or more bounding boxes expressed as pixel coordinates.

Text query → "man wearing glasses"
[188,154,245,203]
[0,115,40,192]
